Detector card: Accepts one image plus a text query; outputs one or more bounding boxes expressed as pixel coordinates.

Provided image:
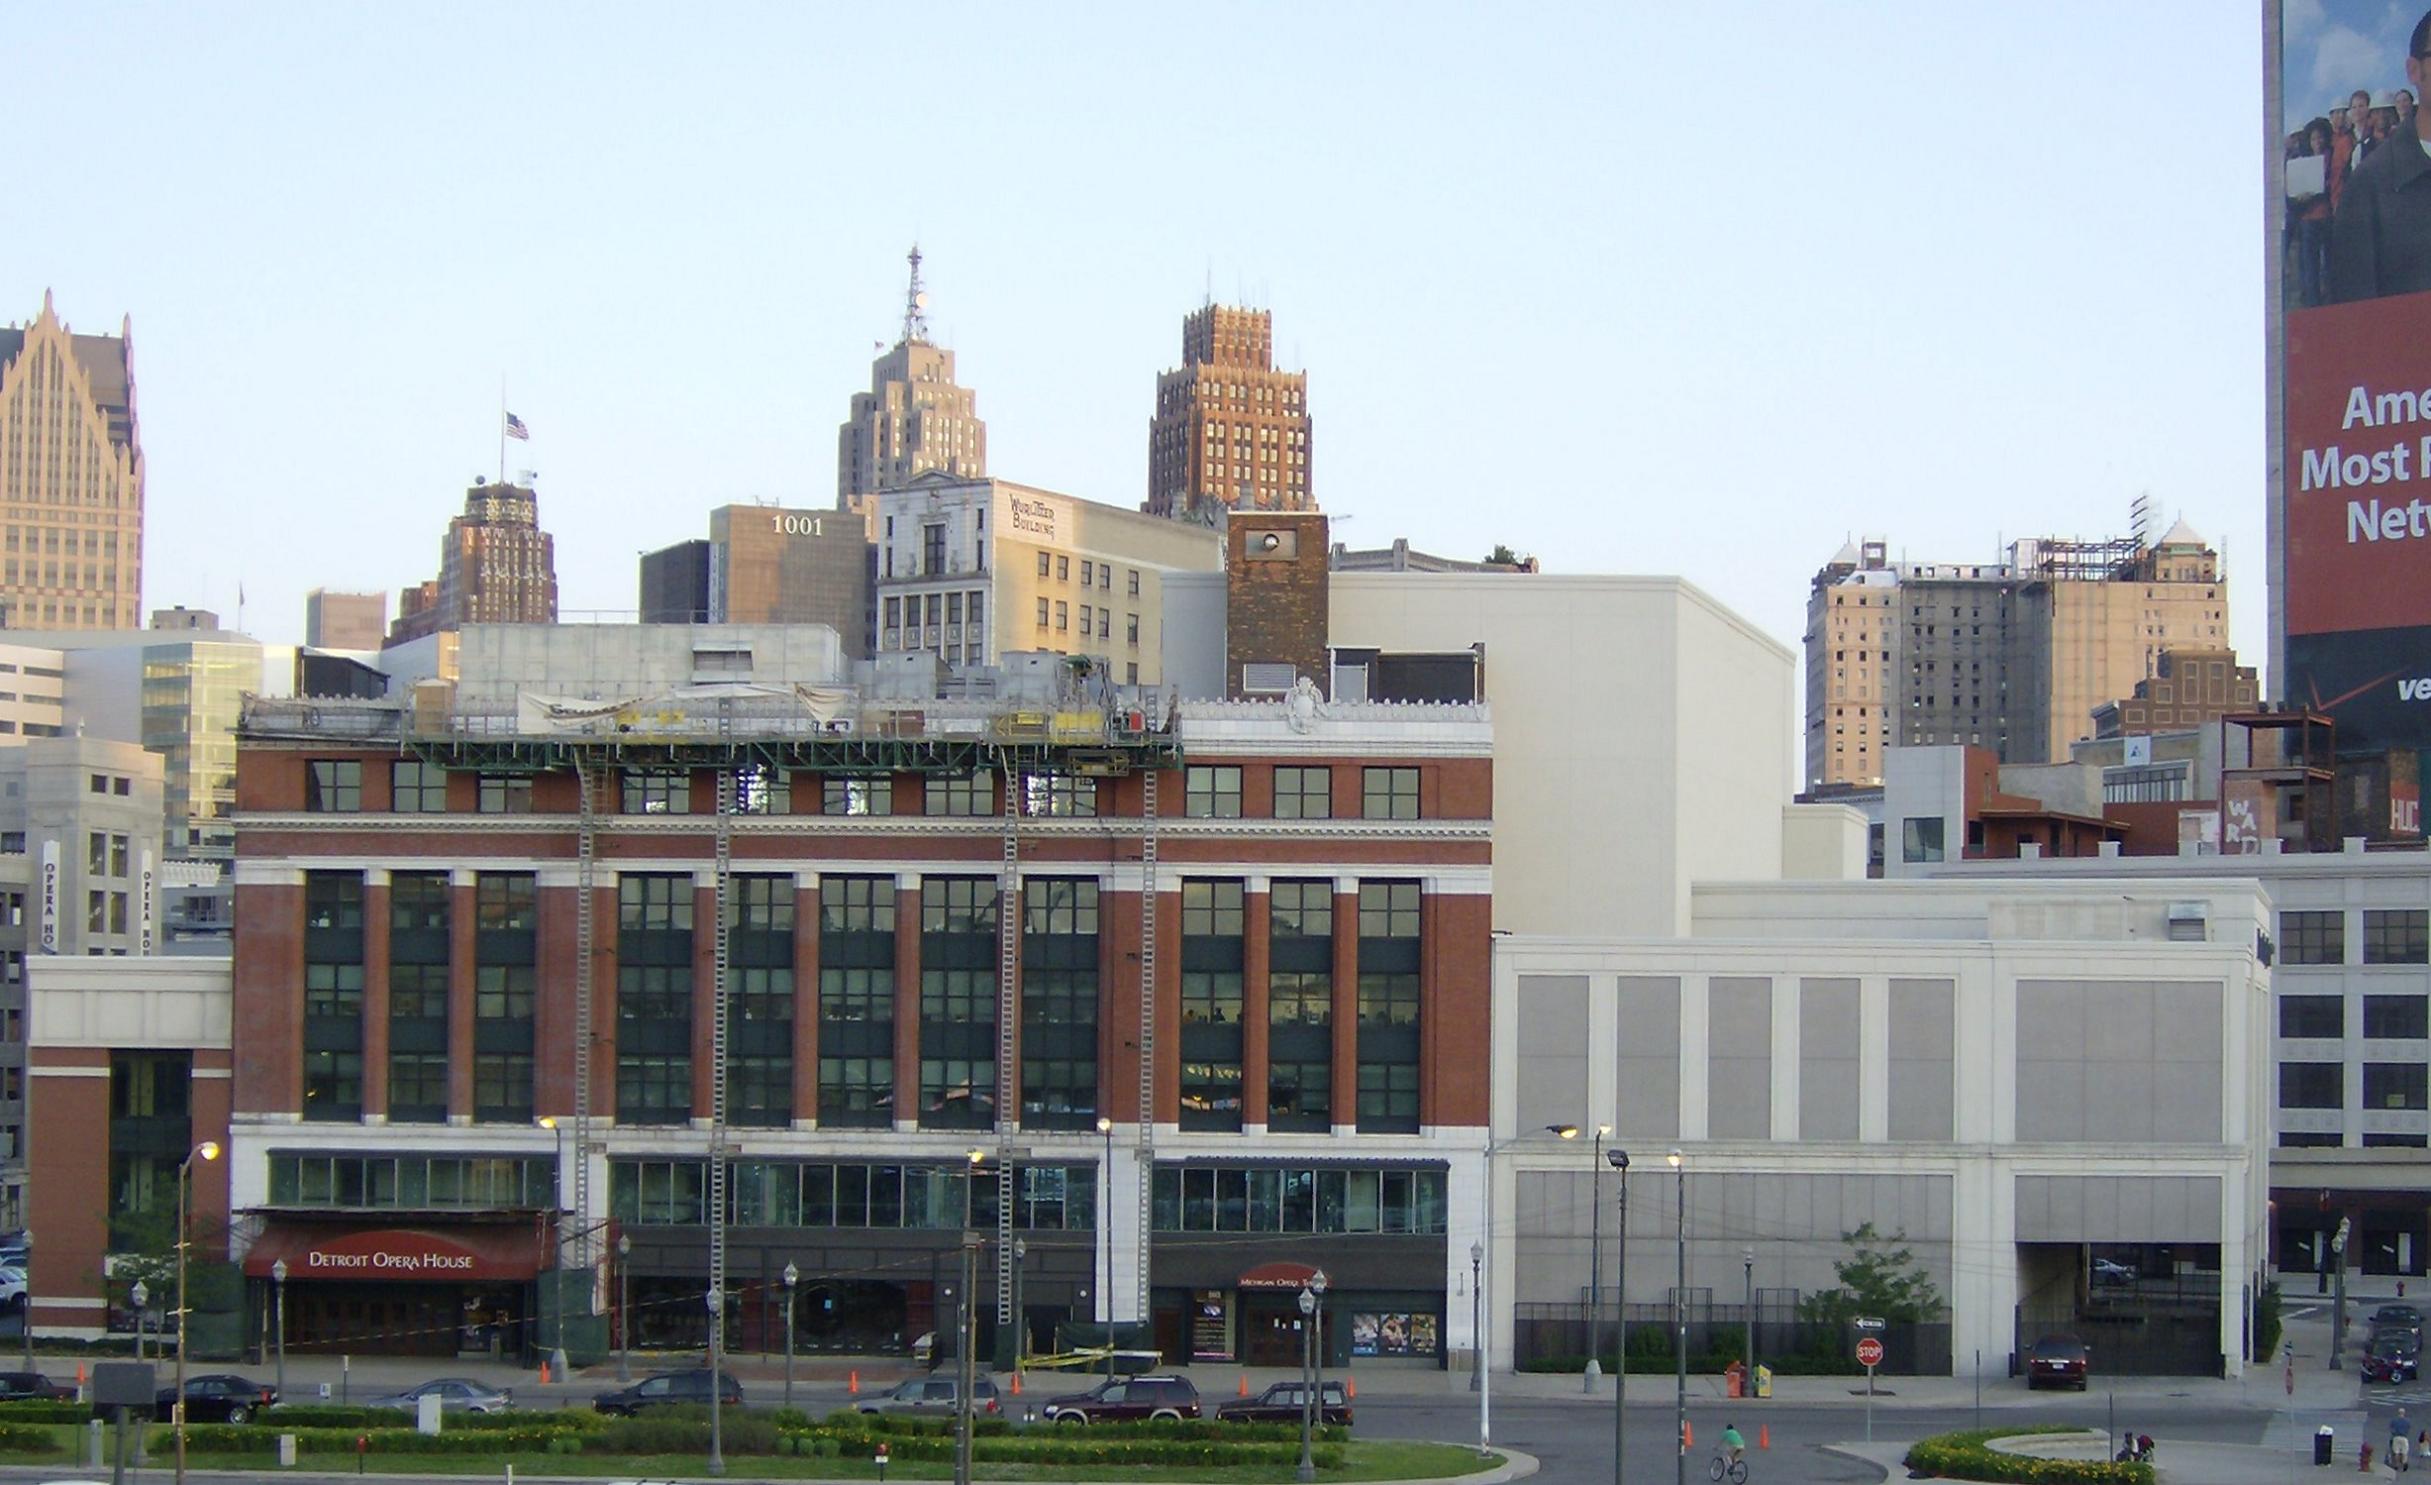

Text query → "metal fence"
[1513,1298,1952,1376]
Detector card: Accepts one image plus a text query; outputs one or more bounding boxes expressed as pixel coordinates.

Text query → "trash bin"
[1724,1362,1746,1399]
[2317,1424,2336,1466]
[1754,1364,1773,1399]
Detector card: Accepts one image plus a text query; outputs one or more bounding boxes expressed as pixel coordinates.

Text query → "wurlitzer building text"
[201,641,1487,1363]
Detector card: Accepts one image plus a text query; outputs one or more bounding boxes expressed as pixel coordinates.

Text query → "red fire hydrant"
[2361,1440,2375,1472]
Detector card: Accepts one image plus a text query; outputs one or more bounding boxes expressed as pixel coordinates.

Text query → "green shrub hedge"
[0,1400,91,1423]
[1903,1427,2155,1484]
[0,1423,50,1454]
[259,1405,414,1428]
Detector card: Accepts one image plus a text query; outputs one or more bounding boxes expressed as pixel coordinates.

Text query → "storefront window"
[1148,1164,1447,1235]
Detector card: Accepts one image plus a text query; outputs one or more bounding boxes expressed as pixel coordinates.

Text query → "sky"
[9,2,2269,693]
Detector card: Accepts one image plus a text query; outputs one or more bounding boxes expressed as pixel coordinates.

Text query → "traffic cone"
[1238,1375,1249,1398]
[75,1363,85,1387]
[538,1360,551,1384]
[1759,1425,1769,1451]
[1009,1372,1021,1396]
[1683,1420,1694,1450]
[1346,1376,1356,1399]
[849,1369,860,1396]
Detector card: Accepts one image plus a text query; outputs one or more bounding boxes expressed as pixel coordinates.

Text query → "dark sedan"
[153,1374,277,1423]
[0,1371,73,1402]
[2026,1334,2089,1391]
[1216,1379,1352,1428]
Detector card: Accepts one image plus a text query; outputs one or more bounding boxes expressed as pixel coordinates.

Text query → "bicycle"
[1707,1448,1749,1483]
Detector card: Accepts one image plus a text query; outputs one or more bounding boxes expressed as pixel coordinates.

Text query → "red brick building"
[222,688,1490,1367]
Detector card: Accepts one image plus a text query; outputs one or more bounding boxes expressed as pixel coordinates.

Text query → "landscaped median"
[0,1400,1501,1480]
[1901,1426,2153,1484]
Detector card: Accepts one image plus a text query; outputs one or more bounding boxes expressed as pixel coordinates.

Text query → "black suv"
[1041,1374,1201,1424]
[591,1369,744,1415]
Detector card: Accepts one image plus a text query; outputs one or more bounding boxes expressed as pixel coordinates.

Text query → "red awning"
[1237,1261,1325,1291]
[242,1223,545,1283]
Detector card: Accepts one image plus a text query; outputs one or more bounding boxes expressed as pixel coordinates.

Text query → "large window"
[1268,1062,1331,1129]
[1023,774,1096,818]
[611,1159,1097,1230]
[2280,995,2345,1039]
[476,964,534,1021]
[1185,766,1241,819]
[2365,910,2429,966]
[819,876,897,1130]
[617,873,695,1125]
[621,770,693,815]
[824,778,893,816]
[925,771,992,817]
[1179,879,1244,1132]
[305,962,363,1018]
[2280,1062,2344,1109]
[473,1054,534,1123]
[1274,767,1331,820]
[818,1057,893,1125]
[477,774,532,814]
[617,1056,691,1122]
[1361,767,1419,821]
[2367,1062,2430,1110]
[269,1152,554,1210]
[477,873,537,930]
[2366,995,2430,1040]
[2281,911,2346,966]
[388,1053,448,1121]
[1901,816,1945,864]
[391,760,448,812]
[1270,880,1334,939]
[921,878,997,934]
[1151,1165,1448,1235]
[306,760,361,813]
[620,874,694,931]
[303,1050,363,1120]
[1269,971,1332,1026]
[1358,881,1421,939]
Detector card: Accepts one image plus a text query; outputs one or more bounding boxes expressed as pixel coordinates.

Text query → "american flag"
[504,411,530,441]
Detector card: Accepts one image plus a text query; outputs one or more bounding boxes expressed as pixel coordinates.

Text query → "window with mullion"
[1273,766,1332,819]
[2281,910,2345,966]
[391,759,449,813]
[1185,765,1242,818]
[1360,766,1418,820]
[2365,910,2429,965]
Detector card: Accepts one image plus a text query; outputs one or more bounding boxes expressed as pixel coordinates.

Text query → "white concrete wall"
[1780,802,1869,880]
[1881,745,1970,878]
[1159,572,1226,701]
[1330,574,1791,937]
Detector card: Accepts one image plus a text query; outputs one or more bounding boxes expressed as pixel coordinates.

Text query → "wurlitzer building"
[221,665,1489,1365]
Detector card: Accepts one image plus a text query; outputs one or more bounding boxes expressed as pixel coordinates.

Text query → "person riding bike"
[1721,1422,1746,1464]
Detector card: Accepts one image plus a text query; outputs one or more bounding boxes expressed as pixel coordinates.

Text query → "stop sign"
[1856,1337,1885,1368]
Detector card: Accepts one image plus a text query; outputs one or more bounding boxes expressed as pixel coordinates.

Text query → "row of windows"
[309,760,1464,825]
[2279,1061,2431,1109]
[611,1159,1098,1230]
[301,1051,532,1120]
[2279,994,2430,1040]
[303,872,536,931]
[1150,1165,1447,1234]
[1178,879,1418,939]
[2280,910,2429,966]
[266,1152,556,1209]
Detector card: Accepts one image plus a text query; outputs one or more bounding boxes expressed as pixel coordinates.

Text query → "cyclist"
[1721,1422,1746,1466]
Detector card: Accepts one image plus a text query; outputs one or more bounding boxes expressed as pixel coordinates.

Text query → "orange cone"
[1238,1375,1250,1398]
[75,1363,85,1386]
[1683,1420,1694,1450]
[1346,1377,1356,1399]
[538,1360,551,1384]
[849,1369,860,1396]
[1009,1372,1022,1395]
[1759,1425,1769,1451]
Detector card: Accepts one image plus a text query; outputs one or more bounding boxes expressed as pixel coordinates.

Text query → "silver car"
[856,1375,1001,1417]
[365,1377,514,1413]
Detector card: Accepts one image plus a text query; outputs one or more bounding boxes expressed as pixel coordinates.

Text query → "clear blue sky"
[10,2,2267,680]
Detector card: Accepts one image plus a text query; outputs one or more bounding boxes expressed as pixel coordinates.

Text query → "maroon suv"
[1040,1374,1201,1423]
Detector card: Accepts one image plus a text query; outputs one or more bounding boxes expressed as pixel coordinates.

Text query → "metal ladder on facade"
[708,709,736,1359]
[572,766,598,1273]
[1133,765,1159,1326]
[994,757,1020,1327]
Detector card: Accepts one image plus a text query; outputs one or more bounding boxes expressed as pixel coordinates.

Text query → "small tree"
[1484,543,1521,566]
[1798,1222,1946,1326]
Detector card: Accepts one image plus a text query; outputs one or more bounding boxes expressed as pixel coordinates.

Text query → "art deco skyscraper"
[0,291,144,629]
[1145,304,1312,520]
[836,247,987,521]
[388,480,559,644]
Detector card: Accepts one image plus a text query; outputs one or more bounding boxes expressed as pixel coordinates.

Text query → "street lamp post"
[1012,1238,1027,1384]
[174,1139,221,1485]
[615,1234,632,1383]
[1295,1284,1317,1484]
[130,1279,149,1365]
[1742,1247,1755,1384]
[539,1116,569,1382]
[782,1261,799,1408]
[1310,1270,1328,1429]
[1668,1150,1685,1485]
[16,1230,27,1370]
[1468,1242,1483,1392]
[706,1285,725,1477]
[270,1258,288,1398]
[1608,1149,1630,1485]
[1096,1116,1115,1379]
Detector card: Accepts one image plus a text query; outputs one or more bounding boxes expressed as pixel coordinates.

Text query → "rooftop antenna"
[902,244,930,346]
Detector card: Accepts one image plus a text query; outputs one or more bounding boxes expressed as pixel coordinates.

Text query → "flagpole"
[497,376,507,487]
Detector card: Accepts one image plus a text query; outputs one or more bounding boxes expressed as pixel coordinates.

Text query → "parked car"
[2374,1304,2425,1335]
[1041,1374,1201,1424]
[2026,1334,2090,1391]
[856,1375,1001,1417]
[590,1370,743,1416]
[153,1375,277,1424]
[2364,1339,2422,1384]
[363,1378,514,1414]
[0,1372,75,1402]
[2091,1258,2136,1287]
[1216,1379,1352,1427]
[0,1269,26,1312]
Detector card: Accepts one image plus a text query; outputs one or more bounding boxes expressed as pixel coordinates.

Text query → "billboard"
[2274,2,2431,752]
